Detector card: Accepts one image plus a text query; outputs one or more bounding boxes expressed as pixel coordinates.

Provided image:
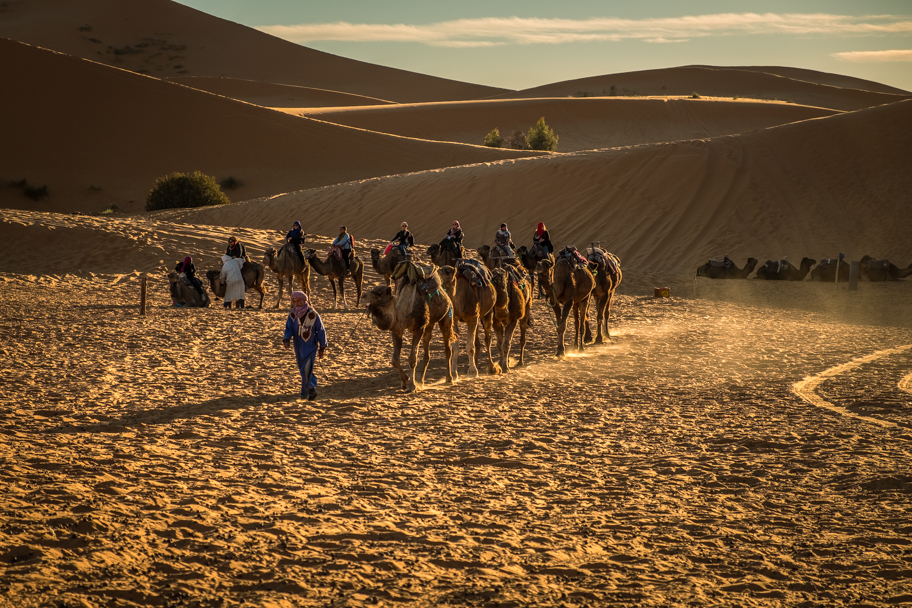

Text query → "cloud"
[832,49,912,62]
[258,13,912,47]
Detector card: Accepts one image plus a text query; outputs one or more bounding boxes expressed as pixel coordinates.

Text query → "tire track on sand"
[792,344,912,430]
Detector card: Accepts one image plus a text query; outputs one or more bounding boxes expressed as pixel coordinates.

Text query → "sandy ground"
[2,265,911,607]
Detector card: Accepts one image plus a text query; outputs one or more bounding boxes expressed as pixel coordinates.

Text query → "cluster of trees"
[483,117,558,152]
[146,171,230,211]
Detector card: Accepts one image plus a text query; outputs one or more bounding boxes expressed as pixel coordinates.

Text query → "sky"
[175,1,912,92]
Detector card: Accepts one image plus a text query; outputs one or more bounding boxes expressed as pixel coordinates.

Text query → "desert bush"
[219,176,242,190]
[145,171,230,212]
[100,204,120,215]
[483,128,503,148]
[691,92,701,99]
[504,130,529,150]
[526,117,559,152]
[23,184,49,201]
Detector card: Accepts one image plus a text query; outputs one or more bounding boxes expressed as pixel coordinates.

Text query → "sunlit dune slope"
[162,100,912,283]
[494,66,909,112]
[0,0,507,102]
[0,39,541,214]
[297,97,838,152]
[166,76,394,109]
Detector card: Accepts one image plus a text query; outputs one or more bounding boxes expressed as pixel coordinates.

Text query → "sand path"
[2,271,911,607]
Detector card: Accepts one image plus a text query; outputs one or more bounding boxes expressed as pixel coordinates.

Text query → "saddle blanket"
[708,257,732,268]
[457,259,492,286]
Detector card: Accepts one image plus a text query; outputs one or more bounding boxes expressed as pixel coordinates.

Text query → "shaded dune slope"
[722,66,910,95]
[299,98,837,152]
[0,39,540,214]
[497,66,909,112]
[166,76,395,108]
[0,0,507,102]
[163,100,912,283]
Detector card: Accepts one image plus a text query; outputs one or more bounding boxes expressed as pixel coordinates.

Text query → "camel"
[537,250,595,358]
[584,250,622,344]
[439,263,499,379]
[515,244,552,297]
[810,258,850,282]
[859,256,912,281]
[205,261,268,308]
[490,266,532,371]
[264,244,309,308]
[427,243,463,269]
[364,261,455,392]
[477,244,519,271]
[370,247,406,287]
[168,272,209,307]
[754,257,817,281]
[696,257,758,279]
[304,248,364,308]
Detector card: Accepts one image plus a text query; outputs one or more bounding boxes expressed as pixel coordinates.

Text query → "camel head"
[477,245,491,261]
[426,244,440,258]
[263,247,277,267]
[303,248,317,260]
[365,285,396,330]
[371,248,381,261]
[167,271,179,284]
[438,266,457,289]
[801,257,817,269]
[535,258,554,274]
[746,257,759,269]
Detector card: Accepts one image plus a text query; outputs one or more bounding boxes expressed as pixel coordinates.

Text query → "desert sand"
[2,0,912,606]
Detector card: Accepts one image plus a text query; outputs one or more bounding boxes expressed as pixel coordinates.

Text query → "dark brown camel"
[370,247,406,287]
[754,257,816,281]
[304,248,364,308]
[490,266,532,371]
[859,256,912,281]
[696,257,758,279]
[439,264,499,378]
[364,261,455,392]
[205,261,268,308]
[264,244,309,308]
[810,258,850,282]
[427,243,462,269]
[477,244,518,271]
[537,251,595,358]
[584,250,622,344]
[515,244,552,297]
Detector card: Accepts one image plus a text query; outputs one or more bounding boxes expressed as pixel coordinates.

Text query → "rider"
[332,225,353,273]
[225,236,249,262]
[174,256,204,296]
[440,220,463,256]
[533,222,552,256]
[286,220,306,264]
[494,223,515,255]
[390,222,414,259]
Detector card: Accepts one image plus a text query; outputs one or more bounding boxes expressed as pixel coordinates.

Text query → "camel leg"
[406,325,425,393]
[450,321,461,381]
[273,275,285,308]
[572,303,583,352]
[256,282,266,309]
[493,321,507,372]
[354,266,363,307]
[601,287,617,342]
[465,316,479,379]
[578,296,592,352]
[439,314,455,385]
[329,278,338,308]
[517,314,528,367]
[501,320,518,372]
[482,314,501,375]
[391,332,408,390]
[556,303,571,359]
[339,275,347,310]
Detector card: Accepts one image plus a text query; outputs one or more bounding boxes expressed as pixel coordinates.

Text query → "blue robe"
[283,310,327,392]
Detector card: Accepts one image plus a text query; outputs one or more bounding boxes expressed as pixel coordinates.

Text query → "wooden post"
[834,253,843,290]
[140,276,147,315]
[848,261,860,291]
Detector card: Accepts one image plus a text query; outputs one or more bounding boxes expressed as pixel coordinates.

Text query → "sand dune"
[497,66,910,112]
[724,65,911,95]
[159,99,912,291]
[296,97,838,152]
[0,0,507,103]
[0,39,540,215]
[166,76,395,108]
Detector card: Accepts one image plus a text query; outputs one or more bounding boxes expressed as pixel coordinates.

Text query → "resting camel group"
[696,255,912,282]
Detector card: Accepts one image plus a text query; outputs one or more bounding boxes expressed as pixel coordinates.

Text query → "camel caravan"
[696,255,912,281]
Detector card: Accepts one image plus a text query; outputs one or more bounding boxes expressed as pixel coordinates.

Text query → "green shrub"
[23,184,49,201]
[504,130,529,150]
[691,92,701,99]
[483,128,503,148]
[145,171,230,211]
[219,176,242,190]
[526,117,559,152]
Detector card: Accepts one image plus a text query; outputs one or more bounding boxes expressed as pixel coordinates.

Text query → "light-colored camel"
[365,261,456,392]
[439,265,499,378]
[584,251,622,344]
[205,261,268,308]
[696,257,758,279]
[370,247,406,286]
[427,243,462,269]
[264,244,309,308]
[537,252,595,358]
[168,271,209,307]
[859,256,912,281]
[755,257,816,281]
[304,248,364,308]
[489,266,532,371]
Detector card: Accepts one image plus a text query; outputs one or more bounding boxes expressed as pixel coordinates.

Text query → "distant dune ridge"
[0,0,910,290]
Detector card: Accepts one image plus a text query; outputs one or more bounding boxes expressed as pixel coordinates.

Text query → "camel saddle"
[492,244,515,260]
[560,246,589,268]
[456,259,492,287]
[866,258,890,271]
[588,249,619,275]
[505,265,527,288]
[708,256,733,269]
[818,258,839,268]
[393,261,441,296]
[762,259,792,275]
